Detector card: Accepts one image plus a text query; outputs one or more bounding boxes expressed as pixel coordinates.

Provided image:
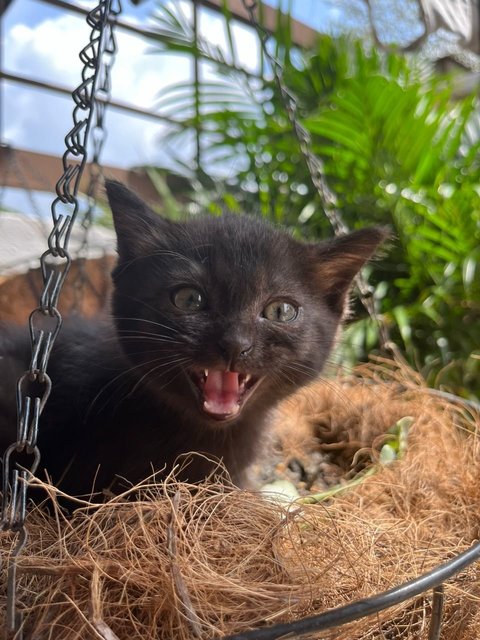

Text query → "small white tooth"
[204,369,209,378]
[244,374,251,383]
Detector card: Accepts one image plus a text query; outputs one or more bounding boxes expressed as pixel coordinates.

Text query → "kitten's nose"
[218,335,253,369]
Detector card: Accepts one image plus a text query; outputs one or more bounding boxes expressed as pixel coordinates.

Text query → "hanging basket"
[1,360,480,640]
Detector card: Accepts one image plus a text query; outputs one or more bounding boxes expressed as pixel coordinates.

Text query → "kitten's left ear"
[105,179,172,260]
[311,227,389,315]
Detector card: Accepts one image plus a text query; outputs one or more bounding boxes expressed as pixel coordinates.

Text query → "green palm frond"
[149,2,255,77]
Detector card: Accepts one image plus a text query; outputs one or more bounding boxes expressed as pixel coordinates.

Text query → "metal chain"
[72,3,120,311]
[0,1,121,637]
[240,0,396,354]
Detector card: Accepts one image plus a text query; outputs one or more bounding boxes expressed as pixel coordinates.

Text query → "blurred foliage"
[149,2,480,399]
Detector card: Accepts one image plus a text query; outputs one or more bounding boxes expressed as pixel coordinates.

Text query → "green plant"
[149,2,480,399]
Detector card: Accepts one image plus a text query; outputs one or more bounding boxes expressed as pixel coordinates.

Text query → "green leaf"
[379,444,397,465]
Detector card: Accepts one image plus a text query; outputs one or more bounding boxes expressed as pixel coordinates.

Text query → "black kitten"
[0,181,386,496]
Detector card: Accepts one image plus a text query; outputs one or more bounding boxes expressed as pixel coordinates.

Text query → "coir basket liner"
[1,359,480,639]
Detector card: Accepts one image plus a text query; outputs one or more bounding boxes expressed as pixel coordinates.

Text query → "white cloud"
[6,16,90,86]
[230,22,260,73]
[4,10,193,169]
[3,2,261,176]
[5,13,191,108]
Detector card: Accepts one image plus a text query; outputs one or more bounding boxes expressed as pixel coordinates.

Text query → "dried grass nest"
[1,358,480,639]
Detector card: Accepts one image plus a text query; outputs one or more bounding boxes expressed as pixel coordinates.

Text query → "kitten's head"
[106,180,386,426]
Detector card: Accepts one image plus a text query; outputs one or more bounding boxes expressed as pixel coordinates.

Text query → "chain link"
[72,0,119,311]
[240,0,397,354]
[0,1,121,636]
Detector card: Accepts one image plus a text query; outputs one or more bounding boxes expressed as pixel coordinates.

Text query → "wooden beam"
[0,145,183,205]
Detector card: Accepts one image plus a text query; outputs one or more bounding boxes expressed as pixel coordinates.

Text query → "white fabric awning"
[0,213,116,277]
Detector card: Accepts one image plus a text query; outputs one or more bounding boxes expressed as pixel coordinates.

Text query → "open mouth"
[189,369,261,421]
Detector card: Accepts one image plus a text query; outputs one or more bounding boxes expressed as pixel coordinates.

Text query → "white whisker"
[113,316,182,335]
[127,357,191,397]
[86,354,188,416]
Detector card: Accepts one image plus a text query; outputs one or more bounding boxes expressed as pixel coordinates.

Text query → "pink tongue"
[203,370,240,417]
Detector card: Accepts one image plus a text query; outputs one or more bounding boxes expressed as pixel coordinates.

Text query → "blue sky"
[1,0,363,215]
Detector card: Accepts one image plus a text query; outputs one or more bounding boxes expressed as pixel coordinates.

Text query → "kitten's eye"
[172,287,206,312]
[263,301,298,323]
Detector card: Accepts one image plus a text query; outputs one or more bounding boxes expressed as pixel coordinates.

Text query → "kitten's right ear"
[105,179,170,260]
[310,226,389,316]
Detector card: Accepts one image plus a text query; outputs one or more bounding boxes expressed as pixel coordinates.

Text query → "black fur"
[0,181,386,497]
